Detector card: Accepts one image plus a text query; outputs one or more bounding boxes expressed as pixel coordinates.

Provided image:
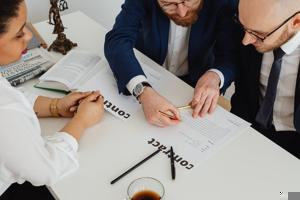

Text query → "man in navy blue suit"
[231,0,300,158]
[105,0,238,127]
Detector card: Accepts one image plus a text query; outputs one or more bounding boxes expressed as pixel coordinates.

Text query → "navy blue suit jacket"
[231,44,300,133]
[105,0,239,94]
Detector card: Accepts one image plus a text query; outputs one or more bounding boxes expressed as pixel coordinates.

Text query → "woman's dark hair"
[0,0,23,35]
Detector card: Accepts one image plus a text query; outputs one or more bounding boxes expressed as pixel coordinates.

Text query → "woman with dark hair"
[0,0,104,199]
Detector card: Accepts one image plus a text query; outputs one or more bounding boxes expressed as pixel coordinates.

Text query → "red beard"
[162,2,203,27]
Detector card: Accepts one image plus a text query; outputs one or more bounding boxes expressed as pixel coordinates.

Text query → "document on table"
[78,59,161,120]
[145,107,251,171]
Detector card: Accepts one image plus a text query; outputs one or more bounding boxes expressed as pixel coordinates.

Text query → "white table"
[27,11,300,200]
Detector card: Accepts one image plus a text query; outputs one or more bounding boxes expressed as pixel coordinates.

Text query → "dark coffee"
[131,190,161,200]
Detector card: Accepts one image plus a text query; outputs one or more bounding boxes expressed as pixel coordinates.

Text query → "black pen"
[110,149,161,185]
[170,146,176,180]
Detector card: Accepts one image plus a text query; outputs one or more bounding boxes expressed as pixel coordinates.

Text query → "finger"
[208,95,219,114]
[166,107,181,121]
[191,98,199,109]
[192,89,203,107]
[148,117,165,127]
[82,92,101,103]
[66,92,92,106]
[191,100,198,109]
[200,95,213,117]
[95,96,104,109]
[95,94,104,103]
[154,122,165,128]
[77,91,92,95]
[69,106,78,112]
[159,112,180,126]
[97,94,104,101]
[92,90,101,95]
[70,91,92,99]
[193,93,207,118]
[155,118,166,127]
[157,115,172,126]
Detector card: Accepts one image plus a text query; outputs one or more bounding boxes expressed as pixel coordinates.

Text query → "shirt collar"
[281,30,300,55]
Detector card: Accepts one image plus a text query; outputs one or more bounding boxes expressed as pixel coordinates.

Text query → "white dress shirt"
[260,31,300,131]
[0,76,79,195]
[163,20,190,76]
[126,20,224,94]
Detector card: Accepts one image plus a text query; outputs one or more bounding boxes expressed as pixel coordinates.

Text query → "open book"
[35,50,101,93]
[35,50,162,120]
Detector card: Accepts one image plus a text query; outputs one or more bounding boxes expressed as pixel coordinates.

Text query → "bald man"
[231,0,300,158]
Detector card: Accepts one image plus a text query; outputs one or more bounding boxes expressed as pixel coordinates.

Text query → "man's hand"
[191,71,221,118]
[139,87,181,127]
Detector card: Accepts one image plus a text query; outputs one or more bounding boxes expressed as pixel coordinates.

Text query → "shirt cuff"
[126,75,148,95]
[208,69,224,89]
[45,132,79,153]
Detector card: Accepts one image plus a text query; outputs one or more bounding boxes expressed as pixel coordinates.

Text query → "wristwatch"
[132,82,152,100]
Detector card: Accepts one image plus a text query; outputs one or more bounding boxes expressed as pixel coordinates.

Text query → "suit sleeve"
[295,104,300,132]
[104,0,147,94]
[212,1,240,92]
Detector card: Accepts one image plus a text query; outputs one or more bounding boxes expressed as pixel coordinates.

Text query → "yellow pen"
[177,105,192,110]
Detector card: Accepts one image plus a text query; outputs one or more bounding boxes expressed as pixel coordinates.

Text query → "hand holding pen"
[138,87,181,127]
[159,103,192,121]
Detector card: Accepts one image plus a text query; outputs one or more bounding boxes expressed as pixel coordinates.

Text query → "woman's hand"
[73,91,104,129]
[61,91,104,142]
[57,91,92,117]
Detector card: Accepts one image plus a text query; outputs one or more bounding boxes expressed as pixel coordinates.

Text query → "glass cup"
[127,177,165,200]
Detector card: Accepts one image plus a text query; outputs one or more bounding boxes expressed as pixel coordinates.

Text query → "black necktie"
[255,48,286,129]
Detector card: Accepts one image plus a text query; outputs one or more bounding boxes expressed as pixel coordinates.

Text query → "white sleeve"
[0,109,79,186]
[17,87,38,107]
[208,69,225,89]
[126,75,148,94]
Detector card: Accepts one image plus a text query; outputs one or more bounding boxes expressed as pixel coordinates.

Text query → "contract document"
[146,107,251,171]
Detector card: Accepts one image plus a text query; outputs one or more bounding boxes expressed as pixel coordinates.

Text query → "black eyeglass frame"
[234,11,300,42]
[160,0,198,10]
[162,0,185,6]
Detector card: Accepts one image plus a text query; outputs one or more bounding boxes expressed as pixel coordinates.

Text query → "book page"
[39,50,101,89]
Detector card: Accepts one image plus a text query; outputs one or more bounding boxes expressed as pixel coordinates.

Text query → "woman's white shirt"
[0,77,79,195]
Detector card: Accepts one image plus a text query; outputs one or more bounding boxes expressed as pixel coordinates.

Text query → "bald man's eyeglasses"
[234,11,300,42]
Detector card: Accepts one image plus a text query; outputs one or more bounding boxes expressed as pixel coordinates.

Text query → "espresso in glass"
[127,177,164,200]
[131,190,161,200]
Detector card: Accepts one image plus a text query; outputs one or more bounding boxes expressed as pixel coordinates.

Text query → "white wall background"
[25,0,124,29]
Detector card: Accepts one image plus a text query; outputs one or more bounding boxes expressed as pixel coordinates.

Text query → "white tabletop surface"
[26,11,300,200]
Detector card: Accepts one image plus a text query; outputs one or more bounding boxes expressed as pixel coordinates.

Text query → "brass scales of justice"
[48,0,77,55]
